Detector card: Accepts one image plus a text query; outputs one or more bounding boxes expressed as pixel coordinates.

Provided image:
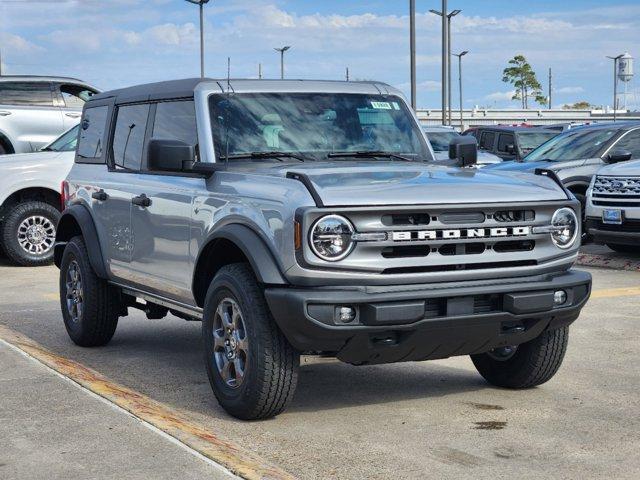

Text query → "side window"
[112,104,150,171]
[59,84,96,109]
[613,130,640,159]
[497,134,515,153]
[0,82,54,106]
[479,131,495,150]
[152,100,198,148]
[77,106,109,162]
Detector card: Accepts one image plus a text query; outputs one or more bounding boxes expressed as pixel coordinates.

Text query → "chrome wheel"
[487,345,518,361]
[17,215,55,256]
[212,298,248,389]
[65,260,83,324]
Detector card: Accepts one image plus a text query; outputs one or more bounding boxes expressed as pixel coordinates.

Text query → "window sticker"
[370,101,392,110]
[392,102,400,110]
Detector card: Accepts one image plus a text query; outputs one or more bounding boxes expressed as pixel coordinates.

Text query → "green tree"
[562,101,593,110]
[502,55,547,109]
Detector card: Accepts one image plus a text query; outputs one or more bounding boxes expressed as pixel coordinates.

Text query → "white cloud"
[555,86,585,94]
[484,90,518,102]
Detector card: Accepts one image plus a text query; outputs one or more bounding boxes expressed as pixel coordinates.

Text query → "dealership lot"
[0,258,639,479]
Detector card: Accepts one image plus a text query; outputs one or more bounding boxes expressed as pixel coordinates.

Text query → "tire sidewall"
[202,271,266,412]
[3,202,60,266]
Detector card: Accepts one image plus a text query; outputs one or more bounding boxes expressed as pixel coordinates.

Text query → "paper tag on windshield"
[371,101,392,110]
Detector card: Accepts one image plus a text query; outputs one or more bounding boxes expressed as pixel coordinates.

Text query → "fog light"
[554,290,567,305]
[337,306,356,323]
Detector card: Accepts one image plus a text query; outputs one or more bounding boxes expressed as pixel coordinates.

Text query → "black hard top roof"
[90,78,208,104]
[474,125,557,133]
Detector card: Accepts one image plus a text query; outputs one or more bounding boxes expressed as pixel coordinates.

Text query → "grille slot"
[382,260,537,274]
[424,298,446,318]
[382,245,430,258]
[382,213,430,226]
[439,243,485,256]
[474,294,501,314]
[593,200,640,207]
[439,212,485,224]
[493,240,535,253]
[493,210,535,222]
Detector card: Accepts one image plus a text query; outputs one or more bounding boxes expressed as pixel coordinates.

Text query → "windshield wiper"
[327,150,414,162]
[219,151,312,162]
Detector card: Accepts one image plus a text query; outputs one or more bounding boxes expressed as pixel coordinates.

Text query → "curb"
[577,253,640,272]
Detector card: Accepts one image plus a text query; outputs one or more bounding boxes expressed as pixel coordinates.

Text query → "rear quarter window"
[76,105,109,163]
[0,82,54,106]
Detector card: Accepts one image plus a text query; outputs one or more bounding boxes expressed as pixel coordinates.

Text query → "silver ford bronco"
[55,79,591,420]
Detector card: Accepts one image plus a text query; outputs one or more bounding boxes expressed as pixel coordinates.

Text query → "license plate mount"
[602,209,623,225]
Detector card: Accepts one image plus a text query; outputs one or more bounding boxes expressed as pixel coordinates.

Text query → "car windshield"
[209,93,430,161]
[425,131,460,152]
[524,128,618,162]
[516,131,558,154]
[43,125,80,152]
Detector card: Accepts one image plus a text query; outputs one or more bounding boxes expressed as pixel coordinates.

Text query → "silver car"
[55,78,591,420]
[423,125,502,167]
[0,75,99,155]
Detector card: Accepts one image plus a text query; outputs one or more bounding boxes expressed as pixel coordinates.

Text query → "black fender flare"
[54,204,108,278]
[194,224,287,287]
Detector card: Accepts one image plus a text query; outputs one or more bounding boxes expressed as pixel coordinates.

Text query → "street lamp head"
[185,0,210,4]
[460,50,468,56]
[607,54,624,60]
[429,9,443,16]
[449,9,462,17]
[275,46,291,53]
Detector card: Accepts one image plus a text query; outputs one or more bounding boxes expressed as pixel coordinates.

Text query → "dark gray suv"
[54,78,591,420]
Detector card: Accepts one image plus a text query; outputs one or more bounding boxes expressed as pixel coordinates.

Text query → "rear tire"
[607,243,637,255]
[59,236,120,347]
[1,201,60,266]
[202,263,299,420]
[471,326,569,389]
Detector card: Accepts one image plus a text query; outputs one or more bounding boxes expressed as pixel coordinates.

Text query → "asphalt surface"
[1,258,639,479]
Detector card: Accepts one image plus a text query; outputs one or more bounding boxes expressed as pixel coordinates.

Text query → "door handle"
[91,190,108,201]
[132,194,152,208]
[65,112,81,118]
[0,111,11,116]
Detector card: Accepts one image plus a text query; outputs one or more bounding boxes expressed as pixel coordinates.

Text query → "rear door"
[127,99,201,303]
[0,81,64,152]
[478,130,496,153]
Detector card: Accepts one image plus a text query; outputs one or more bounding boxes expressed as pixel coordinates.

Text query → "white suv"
[0,76,98,155]
[586,159,640,253]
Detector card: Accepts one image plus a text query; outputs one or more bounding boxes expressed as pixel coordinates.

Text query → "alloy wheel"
[212,298,248,388]
[65,260,84,324]
[17,215,55,256]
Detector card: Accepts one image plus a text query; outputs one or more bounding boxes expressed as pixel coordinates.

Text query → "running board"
[118,285,204,320]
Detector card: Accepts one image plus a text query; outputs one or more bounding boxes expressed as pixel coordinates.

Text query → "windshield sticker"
[392,102,400,110]
[371,101,393,110]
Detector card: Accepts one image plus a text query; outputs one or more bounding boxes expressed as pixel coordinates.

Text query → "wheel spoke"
[233,357,245,383]
[213,330,226,350]
[220,358,232,382]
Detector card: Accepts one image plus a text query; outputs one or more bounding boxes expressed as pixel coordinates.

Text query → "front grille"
[593,200,640,207]
[302,201,570,277]
[593,176,640,197]
[592,219,640,233]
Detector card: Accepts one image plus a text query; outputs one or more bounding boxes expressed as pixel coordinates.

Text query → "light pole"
[409,0,416,110]
[452,51,467,130]
[607,54,623,121]
[185,0,211,78]
[274,46,291,80]
[430,6,461,126]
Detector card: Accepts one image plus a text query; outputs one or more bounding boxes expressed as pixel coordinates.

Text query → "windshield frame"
[523,127,621,162]
[207,92,433,164]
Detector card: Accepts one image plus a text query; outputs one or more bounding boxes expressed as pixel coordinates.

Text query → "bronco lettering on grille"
[391,226,531,242]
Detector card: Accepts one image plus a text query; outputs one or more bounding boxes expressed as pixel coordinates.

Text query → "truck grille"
[301,201,573,277]
[593,176,640,197]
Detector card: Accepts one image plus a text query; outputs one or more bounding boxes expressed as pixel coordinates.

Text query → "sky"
[1,0,639,109]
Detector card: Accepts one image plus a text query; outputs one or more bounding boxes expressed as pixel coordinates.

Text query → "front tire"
[471,326,569,389]
[202,263,299,420]
[1,201,60,266]
[59,236,120,347]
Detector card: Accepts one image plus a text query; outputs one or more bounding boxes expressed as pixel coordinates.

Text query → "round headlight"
[309,215,355,261]
[550,208,578,249]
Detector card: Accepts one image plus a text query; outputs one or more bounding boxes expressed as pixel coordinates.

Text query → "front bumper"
[265,269,592,365]
[586,217,640,247]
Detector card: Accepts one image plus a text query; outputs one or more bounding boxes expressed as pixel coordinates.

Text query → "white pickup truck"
[0,125,77,265]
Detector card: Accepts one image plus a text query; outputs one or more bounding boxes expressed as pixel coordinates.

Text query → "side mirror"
[449,135,478,167]
[606,149,632,163]
[147,139,195,172]
[505,144,516,155]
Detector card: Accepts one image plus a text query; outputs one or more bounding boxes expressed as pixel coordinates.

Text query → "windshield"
[524,128,618,162]
[425,131,460,152]
[516,131,558,154]
[44,125,80,152]
[209,93,430,161]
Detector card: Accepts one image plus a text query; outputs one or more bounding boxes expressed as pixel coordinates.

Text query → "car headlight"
[309,214,355,261]
[550,207,578,249]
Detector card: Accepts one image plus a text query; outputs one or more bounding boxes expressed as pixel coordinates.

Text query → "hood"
[0,150,72,169]
[596,158,640,176]
[254,161,568,206]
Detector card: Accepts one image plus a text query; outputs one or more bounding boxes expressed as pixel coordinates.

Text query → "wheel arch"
[192,224,287,308]
[54,204,108,278]
[0,130,15,154]
[0,187,61,215]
